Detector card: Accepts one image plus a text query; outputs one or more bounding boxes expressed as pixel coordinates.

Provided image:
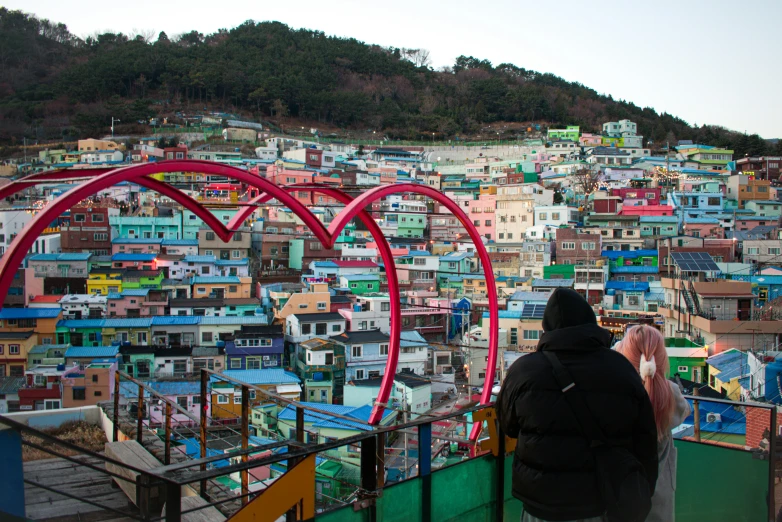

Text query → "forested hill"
[0,8,777,156]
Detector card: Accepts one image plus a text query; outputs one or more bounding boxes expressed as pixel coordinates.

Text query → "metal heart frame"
[0,161,498,438]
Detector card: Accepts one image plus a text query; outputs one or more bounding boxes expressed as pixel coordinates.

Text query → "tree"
[569,168,601,202]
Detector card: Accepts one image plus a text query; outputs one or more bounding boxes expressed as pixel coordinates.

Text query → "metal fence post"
[165,481,181,521]
[199,369,208,500]
[113,370,120,442]
[769,408,777,522]
[419,422,432,522]
[495,418,506,522]
[164,402,172,465]
[360,436,378,521]
[241,384,249,506]
[136,383,144,444]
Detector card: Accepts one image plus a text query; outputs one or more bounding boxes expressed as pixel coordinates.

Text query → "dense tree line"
[1,8,779,158]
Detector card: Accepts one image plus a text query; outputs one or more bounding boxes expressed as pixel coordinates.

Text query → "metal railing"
[1,376,778,522]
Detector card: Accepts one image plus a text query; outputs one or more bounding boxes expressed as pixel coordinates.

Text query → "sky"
[9,0,782,138]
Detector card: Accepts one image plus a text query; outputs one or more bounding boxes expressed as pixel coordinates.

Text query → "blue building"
[330,329,391,381]
[225,325,284,370]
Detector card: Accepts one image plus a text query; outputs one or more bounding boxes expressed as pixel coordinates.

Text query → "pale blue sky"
[10,0,782,138]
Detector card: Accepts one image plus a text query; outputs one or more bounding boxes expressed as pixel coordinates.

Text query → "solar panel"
[670,252,720,272]
[521,304,546,319]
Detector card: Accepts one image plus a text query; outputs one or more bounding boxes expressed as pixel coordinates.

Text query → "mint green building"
[639,216,679,238]
[665,338,708,384]
[340,274,380,295]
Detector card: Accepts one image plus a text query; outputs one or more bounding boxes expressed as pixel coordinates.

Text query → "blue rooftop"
[278,401,394,431]
[313,261,338,268]
[191,276,241,284]
[0,308,61,319]
[65,346,119,359]
[639,216,679,223]
[113,237,163,244]
[212,369,300,385]
[605,281,650,291]
[103,318,153,328]
[610,266,659,274]
[112,253,157,262]
[707,349,749,382]
[161,239,199,246]
[601,250,658,260]
[151,316,201,326]
[183,255,217,263]
[57,319,105,329]
[29,253,92,262]
[215,259,249,266]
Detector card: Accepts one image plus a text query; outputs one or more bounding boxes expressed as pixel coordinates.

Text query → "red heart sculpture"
[0,160,498,435]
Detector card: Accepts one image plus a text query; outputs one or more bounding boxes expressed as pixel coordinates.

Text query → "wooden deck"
[24,454,141,521]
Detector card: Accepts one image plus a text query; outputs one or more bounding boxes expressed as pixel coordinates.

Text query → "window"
[91,214,104,223]
[678,366,689,373]
[562,242,575,250]
[73,214,86,222]
[217,394,229,404]
[523,330,541,340]
[229,285,238,293]
[317,302,327,310]
[484,220,491,226]
[9,344,19,355]
[332,324,341,332]
[359,321,367,330]
[380,343,389,356]
[746,247,759,255]
[315,323,327,335]
[205,232,215,241]
[301,324,311,335]
[231,358,242,369]
[538,213,547,220]
[176,396,188,409]
[351,345,363,358]
[552,212,560,220]
[769,248,781,255]
[94,233,108,241]
[355,369,365,380]
[73,388,86,401]
[232,250,241,259]
[582,242,595,250]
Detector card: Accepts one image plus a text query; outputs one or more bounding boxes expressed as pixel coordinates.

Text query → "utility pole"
[23,137,27,164]
[403,393,409,479]
[111,117,121,138]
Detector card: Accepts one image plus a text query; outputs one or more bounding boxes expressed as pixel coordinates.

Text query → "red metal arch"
[0,161,498,436]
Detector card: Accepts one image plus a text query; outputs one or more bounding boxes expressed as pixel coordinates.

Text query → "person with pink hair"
[617,325,691,522]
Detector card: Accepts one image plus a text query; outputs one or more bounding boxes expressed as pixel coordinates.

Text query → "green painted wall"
[544,264,575,279]
[288,239,304,270]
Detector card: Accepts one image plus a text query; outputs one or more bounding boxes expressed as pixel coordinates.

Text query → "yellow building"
[0,331,37,376]
[275,283,331,321]
[0,308,62,347]
[191,276,252,299]
[88,269,124,295]
[78,138,120,152]
[706,349,747,401]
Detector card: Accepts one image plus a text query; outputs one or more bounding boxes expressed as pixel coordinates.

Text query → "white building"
[59,294,108,320]
[534,205,579,228]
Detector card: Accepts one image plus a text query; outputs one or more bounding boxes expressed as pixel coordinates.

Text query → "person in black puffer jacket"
[496,288,658,521]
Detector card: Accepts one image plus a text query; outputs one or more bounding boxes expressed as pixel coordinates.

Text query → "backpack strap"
[541,350,608,447]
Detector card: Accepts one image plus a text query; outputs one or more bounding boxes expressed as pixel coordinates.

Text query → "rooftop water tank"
[353,304,361,312]
[313,372,324,381]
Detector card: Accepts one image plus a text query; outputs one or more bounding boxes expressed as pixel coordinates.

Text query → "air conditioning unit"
[706,413,721,423]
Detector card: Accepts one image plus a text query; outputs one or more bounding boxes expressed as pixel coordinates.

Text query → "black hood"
[542,288,597,332]
[537,288,612,352]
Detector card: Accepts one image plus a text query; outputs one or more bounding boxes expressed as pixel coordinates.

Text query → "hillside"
[1,8,778,157]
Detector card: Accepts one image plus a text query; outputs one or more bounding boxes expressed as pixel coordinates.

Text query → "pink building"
[618,205,674,216]
[470,194,497,241]
[579,134,603,147]
[107,289,168,317]
[611,187,661,206]
[683,219,725,239]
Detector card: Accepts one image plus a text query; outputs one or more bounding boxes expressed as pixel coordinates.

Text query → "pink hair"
[617,325,674,440]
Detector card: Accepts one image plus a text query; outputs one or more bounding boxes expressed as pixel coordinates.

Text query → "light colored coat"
[646,381,691,522]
